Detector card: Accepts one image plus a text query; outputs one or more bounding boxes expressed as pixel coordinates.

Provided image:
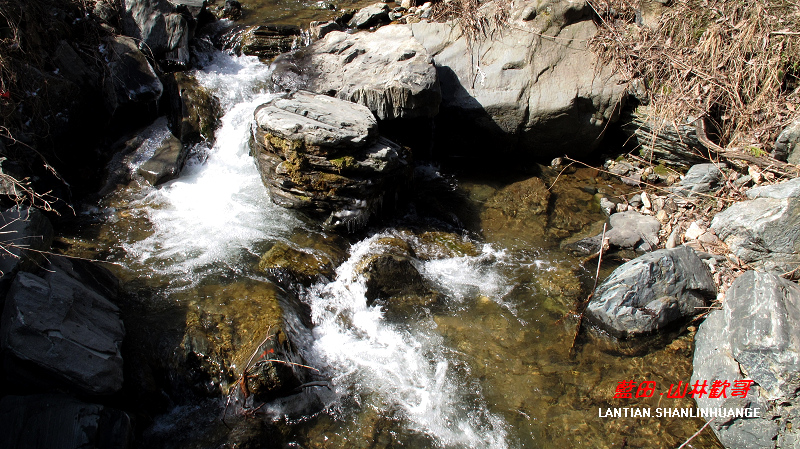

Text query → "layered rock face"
[692,271,800,449]
[408,0,627,159]
[250,91,410,230]
[270,25,441,121]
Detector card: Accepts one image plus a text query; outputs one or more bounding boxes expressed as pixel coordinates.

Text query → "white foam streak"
[305,234,509,449]
[123,54,297,278]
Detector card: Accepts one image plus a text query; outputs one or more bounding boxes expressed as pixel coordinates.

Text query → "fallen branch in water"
[569,223,608,358]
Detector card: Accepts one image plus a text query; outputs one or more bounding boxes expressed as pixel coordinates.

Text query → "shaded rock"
[53,40,100,88]
[621,107,709,169]
[0,395,131,449]
[348,2,390,29]
[271,25,440,120]
[670,163,725,197]
[120,0,191,69]
[103,35,163,113]
[163,72,222,144]
[408,0,626,159]
[222,0,243,20]
[691,271,800,449]
[773,118,800,165]
[250,91,411,231]
[93,0,120,26]
[711,178,800,274]
[0,206,54,296]
[585,245,716,338]
[1,266,125,395]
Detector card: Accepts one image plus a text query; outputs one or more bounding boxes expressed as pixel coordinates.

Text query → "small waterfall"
[302,232,510,448]
[121,53,298,283]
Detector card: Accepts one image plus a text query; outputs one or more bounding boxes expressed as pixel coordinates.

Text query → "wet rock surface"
[250,91,411,230]
[271,25,440,120]
[136,132,185,185]
[104,35,164,112]
[220,25,304,59]
[585,245,716,338]
[163,72,222,144]
[692,271,800,449]
[711,177,800,274]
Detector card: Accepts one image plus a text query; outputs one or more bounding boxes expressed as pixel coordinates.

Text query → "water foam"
[122,53,297,279]
[304,233,510,449]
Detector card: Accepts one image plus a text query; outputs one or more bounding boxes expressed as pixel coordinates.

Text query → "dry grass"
[588,0,800,152]
[431,0,511,43]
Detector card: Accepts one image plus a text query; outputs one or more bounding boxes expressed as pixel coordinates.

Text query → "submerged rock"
[271,25,440,120]
[692,271,800,448]
[0,259,125,395]
[585,246,716,338]
[174,280,314,399]
[257,241,337,286]
[408,0,626,159]
[0,394,131,449]
[250,91,411,231]
[711,177,800,274]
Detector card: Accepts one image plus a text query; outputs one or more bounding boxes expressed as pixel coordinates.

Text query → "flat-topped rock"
[251,91,411,231]
[253,92,378,156]
[271,25,440,121]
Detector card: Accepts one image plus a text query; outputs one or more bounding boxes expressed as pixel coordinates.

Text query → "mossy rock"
[175,280,308,396]
[413,231,480,260]
[257,241,336,286]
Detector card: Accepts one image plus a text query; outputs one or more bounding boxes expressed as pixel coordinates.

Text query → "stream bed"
[55,14,724,449]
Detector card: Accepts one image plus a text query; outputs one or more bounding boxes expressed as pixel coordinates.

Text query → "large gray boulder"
[585,245,716,338]
[692,271,800,449]
[250,91,410,230]
[0,395,131,449]
[1,265,125,395]
[711,178,800,274]
[120,0,191,68]
[271,25,440,121]
[408,0,627,158]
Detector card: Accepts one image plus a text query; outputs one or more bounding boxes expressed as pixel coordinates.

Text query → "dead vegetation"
[588,0,800,154]
[431,0,511,43]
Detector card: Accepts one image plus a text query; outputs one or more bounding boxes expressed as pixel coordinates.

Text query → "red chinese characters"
[613,379,754,399]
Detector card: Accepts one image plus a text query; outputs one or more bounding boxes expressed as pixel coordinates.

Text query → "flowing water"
[58,22,726,449]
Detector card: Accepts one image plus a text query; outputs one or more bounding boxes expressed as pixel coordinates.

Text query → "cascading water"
[302,232,511,448]
[105,48,517,447]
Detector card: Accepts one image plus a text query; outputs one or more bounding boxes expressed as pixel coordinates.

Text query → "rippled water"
[64,44,724,448]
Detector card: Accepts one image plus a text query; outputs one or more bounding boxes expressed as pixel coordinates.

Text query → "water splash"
[122,53,298,281]
[303,233,510,448]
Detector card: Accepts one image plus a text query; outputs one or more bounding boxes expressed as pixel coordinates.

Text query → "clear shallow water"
[64,46,725,448]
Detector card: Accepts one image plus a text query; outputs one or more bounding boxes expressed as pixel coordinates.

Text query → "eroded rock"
[271,25,440,120]
[250,91,411,231]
